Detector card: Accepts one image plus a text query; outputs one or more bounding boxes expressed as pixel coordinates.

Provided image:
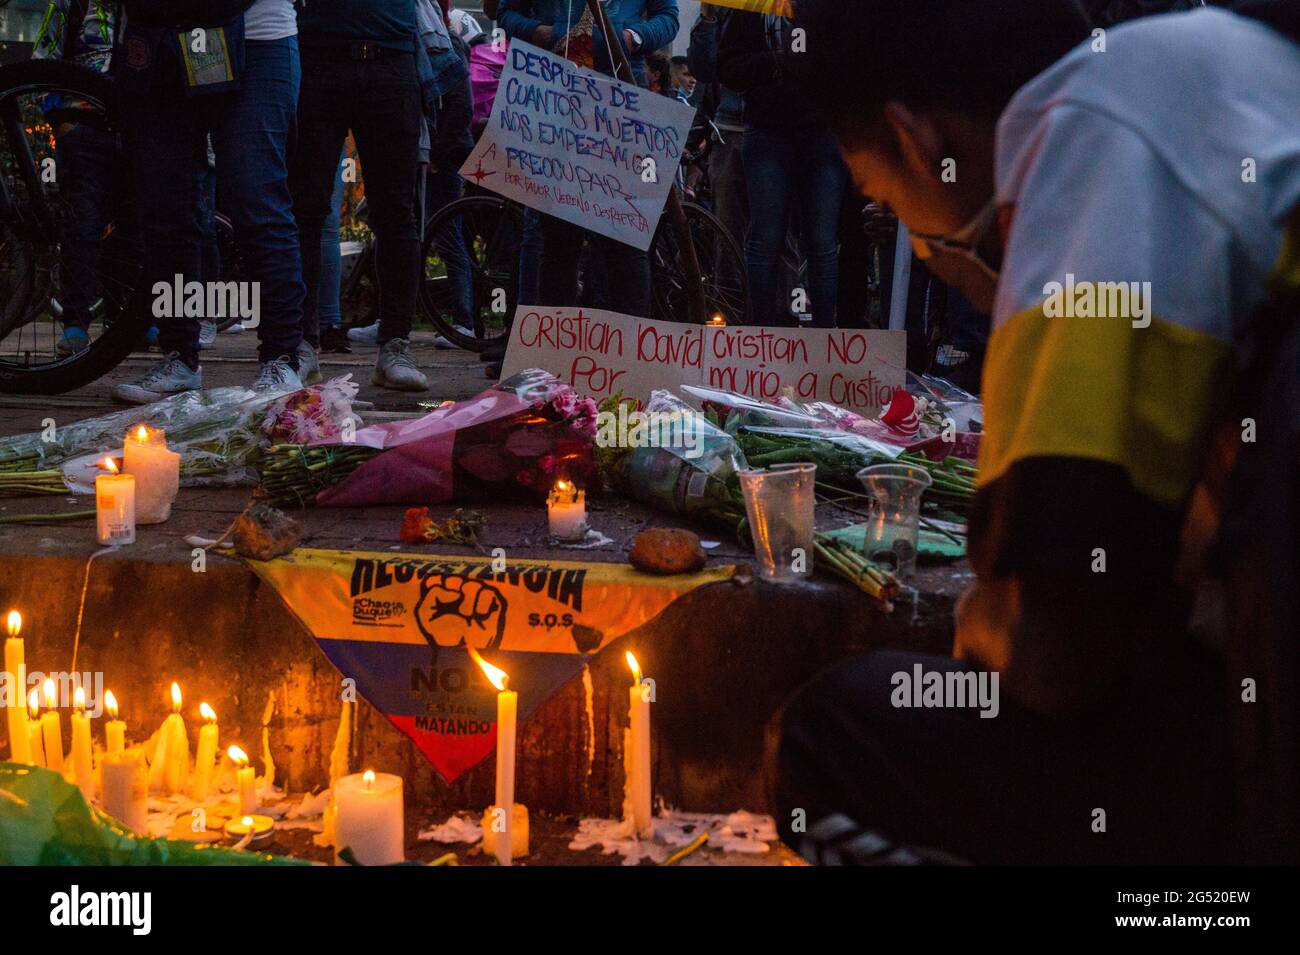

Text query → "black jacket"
[717,11,815,130]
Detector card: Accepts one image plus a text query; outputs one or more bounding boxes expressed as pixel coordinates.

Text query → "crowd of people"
[31,0,1300,865]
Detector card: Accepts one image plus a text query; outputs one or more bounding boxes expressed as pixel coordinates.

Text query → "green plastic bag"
[0,763,308,866]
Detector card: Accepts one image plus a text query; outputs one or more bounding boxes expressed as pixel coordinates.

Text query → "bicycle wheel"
[0,59,148,396]
[650,201,749,325]
[420,194,522,352]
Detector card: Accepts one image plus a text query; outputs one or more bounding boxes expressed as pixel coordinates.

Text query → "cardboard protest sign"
[458,41,697,251]
[501,307,907,413]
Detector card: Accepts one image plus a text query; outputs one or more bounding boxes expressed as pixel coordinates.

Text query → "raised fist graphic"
[415,574,508,652]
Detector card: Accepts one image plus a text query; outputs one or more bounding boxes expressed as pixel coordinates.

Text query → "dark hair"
[790,0,1092,143]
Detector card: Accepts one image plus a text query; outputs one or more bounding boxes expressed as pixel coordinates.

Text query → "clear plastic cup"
[856,463,932,577]
[738,462,817,582]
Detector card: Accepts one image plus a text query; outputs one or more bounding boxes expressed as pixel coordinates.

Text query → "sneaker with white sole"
[198,320,217,348]
[57,326,90,355]
[372,337,428,392]
[297,339,322,385]
[347,321,380,345]
[432,325,474,349]
[253,355,303,393]
[110,353,202,404]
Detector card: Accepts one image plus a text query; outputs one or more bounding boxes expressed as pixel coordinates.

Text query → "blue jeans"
[57,122,134,329]
[426,164,473,330]
[123,37,305,367]
[518,208,544,306]
[742,124,846,327]
[318,149,347,331]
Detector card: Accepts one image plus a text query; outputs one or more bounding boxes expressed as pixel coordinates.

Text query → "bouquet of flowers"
[261,370,599,509]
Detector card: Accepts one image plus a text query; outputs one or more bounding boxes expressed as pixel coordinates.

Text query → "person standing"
[291,0,429,392]
[719,9,847,328]
[110,0,308,403]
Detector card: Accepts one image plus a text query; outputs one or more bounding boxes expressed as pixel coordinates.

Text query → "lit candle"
[626,651,653,838]
[4,610,31,764]
[100,748,148,832]
[40,678,63,772]
[192,702,219,802]
[95,458,135,546]
[333,769,404,866]
[104,690,125,754]
[228,744,257,814]
[123,425,180,524]
[469,646,518,865]
[706,312,727,327]
[26,688,45,767]
[224,813,275,845]
[70,685,94,798]
[148,682,188,793]
[547,479,588,542]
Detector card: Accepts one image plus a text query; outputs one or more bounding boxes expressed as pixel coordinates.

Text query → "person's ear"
[883,101,945,181]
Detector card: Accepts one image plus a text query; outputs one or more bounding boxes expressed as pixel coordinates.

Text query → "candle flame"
[363,769,376,789]
[241,815,254,827]
[73,686,86,712]
[466,644,509,692]
[5,610,20,637]
[227,744,249,767]
[199,701,216,723]
[42,678,55,709]
[707,312,727,326]
[105,690,118,720]
[101,457,118,474]
[27,687,39,718]
[625,651,642,685]
[170,681,181,712]
[136,425,149,443]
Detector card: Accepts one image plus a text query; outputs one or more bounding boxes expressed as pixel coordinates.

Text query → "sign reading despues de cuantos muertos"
[501,307,907,412]
[459,41,697,251]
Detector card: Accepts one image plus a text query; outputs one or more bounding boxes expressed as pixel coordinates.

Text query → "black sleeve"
[717,11,778,94]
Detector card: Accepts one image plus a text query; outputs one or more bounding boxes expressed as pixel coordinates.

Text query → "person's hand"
[623,28,640,52]
[862,201,898,244]
[532,24,554,48]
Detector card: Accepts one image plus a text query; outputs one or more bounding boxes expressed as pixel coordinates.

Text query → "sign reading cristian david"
[501,307,907,412]
[250,549,732,782]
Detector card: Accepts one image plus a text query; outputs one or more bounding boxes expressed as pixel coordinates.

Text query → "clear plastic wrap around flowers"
[0,378,361,493]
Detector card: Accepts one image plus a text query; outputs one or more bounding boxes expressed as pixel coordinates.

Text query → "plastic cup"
[738,462,816,582]
[856,463,932,577]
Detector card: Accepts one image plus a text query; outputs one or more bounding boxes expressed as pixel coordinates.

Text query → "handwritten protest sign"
[501,307,907,413]
[458,41,697,251]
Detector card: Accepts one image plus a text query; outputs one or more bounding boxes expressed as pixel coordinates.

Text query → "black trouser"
[774,649,1232,864]
[291,46,422,347]
[538,215,652,318]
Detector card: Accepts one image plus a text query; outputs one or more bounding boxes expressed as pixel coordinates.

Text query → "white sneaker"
[347,321,380,345]
[111,353,202,405]
[372,338,428,392]
[433,325,473,349]
[297,339,322,385]
[253,355,303,393]
[198,320,217,348]
[222,321,244,334]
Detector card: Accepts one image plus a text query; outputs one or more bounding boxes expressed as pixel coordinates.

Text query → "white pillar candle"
[95,459,135,546]
[100,748,148,832]
[192,703,219,802]
[333,770,404,866]
[123,426,180,524]
[4,611,32,764]
[26,689,45,767]
[71,686,94,798]
[228,745,257,814]
[39,679,63,772]
[103,690,125,755]
[547,480,588,541]
[626,652,652,838]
